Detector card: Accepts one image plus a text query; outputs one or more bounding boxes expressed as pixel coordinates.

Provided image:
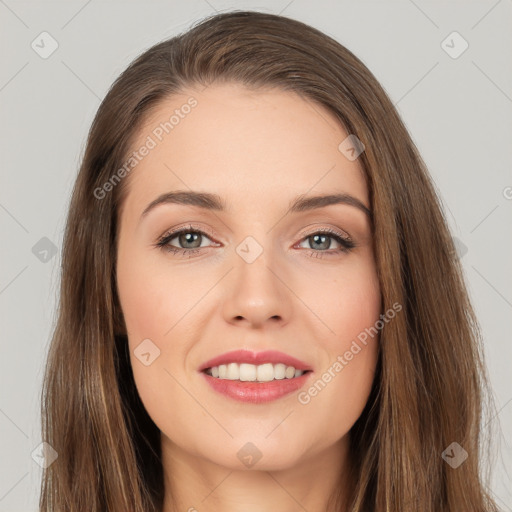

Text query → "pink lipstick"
[198,349,313,403]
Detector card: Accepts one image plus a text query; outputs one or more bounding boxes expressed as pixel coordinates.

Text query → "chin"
[199,438,306,472]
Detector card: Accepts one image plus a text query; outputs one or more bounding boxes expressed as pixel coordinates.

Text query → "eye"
[295,228,356,258]
[155,224,218,256]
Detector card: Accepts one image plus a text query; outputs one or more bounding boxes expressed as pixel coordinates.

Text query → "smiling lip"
[198,349,313,372]
[198,349,313,404]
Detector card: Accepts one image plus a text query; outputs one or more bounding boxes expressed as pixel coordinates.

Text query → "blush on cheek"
[322,277,381,346]
[117,256,172,341]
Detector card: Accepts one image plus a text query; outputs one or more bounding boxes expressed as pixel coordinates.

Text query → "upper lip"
[198,349,313,372]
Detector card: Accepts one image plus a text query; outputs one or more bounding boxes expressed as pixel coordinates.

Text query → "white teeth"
[226,362,238,380]
[274,363,286,379]
[256,363,274,382]
[205,363,307,381]
[285,366,296,379]
[240,363,257,381]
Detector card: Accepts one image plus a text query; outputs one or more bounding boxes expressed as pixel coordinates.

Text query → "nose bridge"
[222,233,291,327]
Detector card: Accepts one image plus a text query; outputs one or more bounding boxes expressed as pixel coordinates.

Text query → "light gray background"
[1,1,511,510]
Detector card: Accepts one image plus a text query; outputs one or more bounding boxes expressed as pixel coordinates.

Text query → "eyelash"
[154,223,356,259]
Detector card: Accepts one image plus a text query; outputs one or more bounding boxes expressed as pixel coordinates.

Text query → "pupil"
[311,234,329,250]
[180,232,201,248]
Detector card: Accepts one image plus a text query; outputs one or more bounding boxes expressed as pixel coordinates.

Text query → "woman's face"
[116,82,381,471]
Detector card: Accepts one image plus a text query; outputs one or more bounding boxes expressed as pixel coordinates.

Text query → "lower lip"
[200,371,313,403]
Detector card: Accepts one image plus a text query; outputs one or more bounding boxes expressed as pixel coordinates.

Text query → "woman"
[39,10,500,512]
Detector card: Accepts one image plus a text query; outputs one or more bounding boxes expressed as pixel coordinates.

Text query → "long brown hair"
[40,10,500,512]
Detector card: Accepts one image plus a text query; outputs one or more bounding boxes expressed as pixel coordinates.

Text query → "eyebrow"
[140,190,372,221]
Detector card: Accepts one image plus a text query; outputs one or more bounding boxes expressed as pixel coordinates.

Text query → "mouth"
[203,362,313,382]
[198,349,314,403]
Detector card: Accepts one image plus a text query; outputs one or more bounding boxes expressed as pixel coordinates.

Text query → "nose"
[221,247,293,330]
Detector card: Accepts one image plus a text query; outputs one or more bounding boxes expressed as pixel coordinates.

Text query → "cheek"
[116,251,197,434]
[116,247,183,396]
[116,245,202,341]
[294,259,381,437]
[297,254,382,346]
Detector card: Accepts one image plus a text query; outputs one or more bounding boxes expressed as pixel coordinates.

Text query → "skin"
[116,82,381,512]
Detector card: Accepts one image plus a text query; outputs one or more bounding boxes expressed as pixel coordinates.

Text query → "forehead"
[121,82,368,217]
